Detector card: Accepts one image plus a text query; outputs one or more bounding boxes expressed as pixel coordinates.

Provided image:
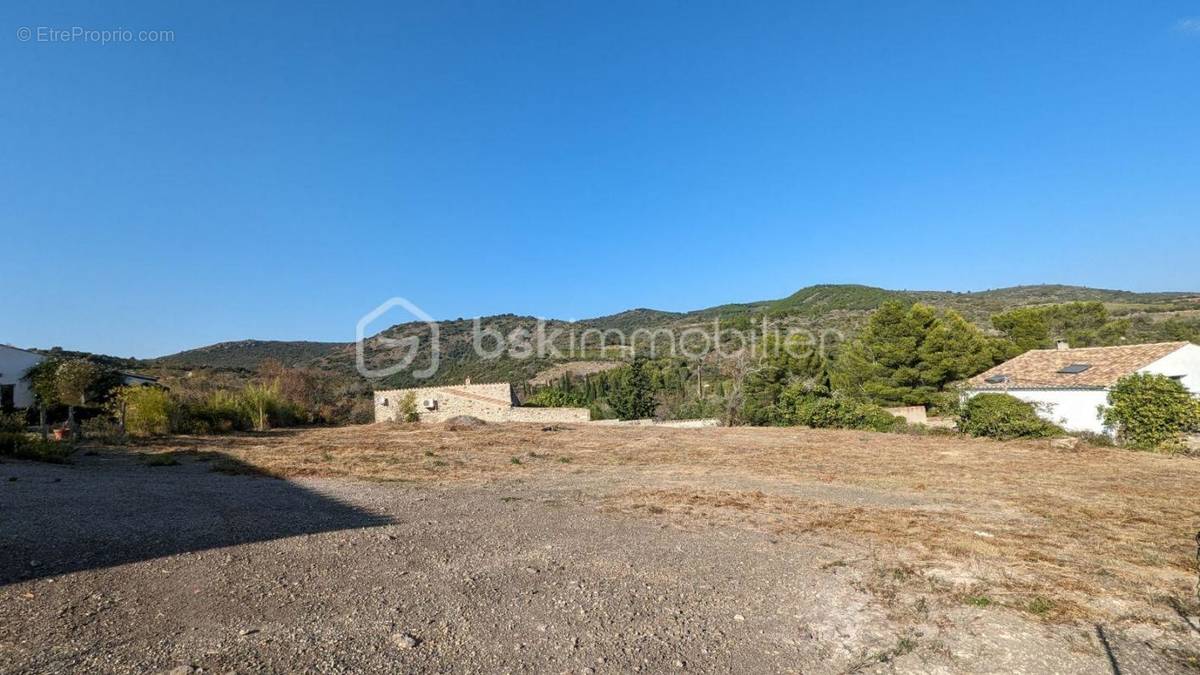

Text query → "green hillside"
[153,340,344,370]
[141,284,1200,386]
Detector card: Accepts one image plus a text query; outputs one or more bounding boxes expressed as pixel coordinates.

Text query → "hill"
[153,340,343,371]
[141,283,1200,386]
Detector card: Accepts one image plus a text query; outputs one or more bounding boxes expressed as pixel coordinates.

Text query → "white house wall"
[965,389,1111,434]
[1139,343,1200,395]
[0,346,45,409]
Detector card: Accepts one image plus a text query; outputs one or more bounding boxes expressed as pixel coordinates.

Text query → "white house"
[0,344,162,411]
[963,341,1200,434]
[0,344,45,411]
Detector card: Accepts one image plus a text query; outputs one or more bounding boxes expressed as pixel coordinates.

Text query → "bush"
[117,386,175,436]
[1102,373,1200,451]
[524,388,587,408]
[957,394,1062,439]
[0,411,25,433]
[185,390,251,433]
[81,416,124,443]
[180,385,302,433]
[397,392,420,423]
[791,397,904,432]
[0,432,73,463]
[346,397,375,425]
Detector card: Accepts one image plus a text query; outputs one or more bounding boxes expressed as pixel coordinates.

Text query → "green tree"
[991,307,1050,354]
[1102,373,1200,450]
[610,357,656,420]
[992,302,1131,353]
[740,333,830,425]
[55,359,103,438]
[918,310,1002,387]
[22,358,61,440]
[832,302,1002,409]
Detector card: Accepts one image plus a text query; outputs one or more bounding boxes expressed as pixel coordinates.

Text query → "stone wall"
[374,382,588,424]
[589,418,720,428]
[883,406,928,425]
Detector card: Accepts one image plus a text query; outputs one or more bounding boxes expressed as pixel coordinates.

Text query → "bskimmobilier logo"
[355,296,840,381]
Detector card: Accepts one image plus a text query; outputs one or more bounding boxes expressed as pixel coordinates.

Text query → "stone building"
[374,379,590,424]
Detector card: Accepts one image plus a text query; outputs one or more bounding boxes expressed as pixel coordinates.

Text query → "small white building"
[963,341,1200,434]
[0,345,45,411]
[0,345,162,411]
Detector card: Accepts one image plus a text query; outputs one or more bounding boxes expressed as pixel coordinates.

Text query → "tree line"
[525,299,1200,427]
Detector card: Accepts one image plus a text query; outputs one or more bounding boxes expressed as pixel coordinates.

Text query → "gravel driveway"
[0,451,1191,673]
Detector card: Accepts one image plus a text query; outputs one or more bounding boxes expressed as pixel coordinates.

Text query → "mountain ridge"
[147,283,1200,374]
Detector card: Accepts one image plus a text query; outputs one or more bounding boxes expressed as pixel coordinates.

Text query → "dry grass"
[130,422,1200,625]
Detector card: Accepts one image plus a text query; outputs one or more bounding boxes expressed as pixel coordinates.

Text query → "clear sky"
[2,2,1198,357]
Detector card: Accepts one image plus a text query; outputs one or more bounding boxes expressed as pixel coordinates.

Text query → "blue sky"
[2,2,1198,357]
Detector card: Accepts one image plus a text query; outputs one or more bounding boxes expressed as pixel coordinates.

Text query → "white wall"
[964,343,1200,436]
[0,346,45,409]
[964,388,1110,434]
[1140,343,1200,395]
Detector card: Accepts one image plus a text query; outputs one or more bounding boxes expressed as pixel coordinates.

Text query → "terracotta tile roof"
[965,342,1191,390]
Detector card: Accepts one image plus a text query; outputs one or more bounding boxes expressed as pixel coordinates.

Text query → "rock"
[444,416,487,431]
[1049,437,1079,450]
[391,632,420,649]
[733,614,745,622]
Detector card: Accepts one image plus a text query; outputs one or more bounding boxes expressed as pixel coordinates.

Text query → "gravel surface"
[0,451,1194,673]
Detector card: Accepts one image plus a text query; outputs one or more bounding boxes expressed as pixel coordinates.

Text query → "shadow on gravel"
[0,453,392,586]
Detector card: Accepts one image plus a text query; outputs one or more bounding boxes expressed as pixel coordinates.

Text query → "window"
[984,375,1008,384]
[1057,363,1092,374]
[1,384,14,411]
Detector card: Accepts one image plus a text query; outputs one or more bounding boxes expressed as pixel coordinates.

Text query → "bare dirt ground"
[2,423,1198,673]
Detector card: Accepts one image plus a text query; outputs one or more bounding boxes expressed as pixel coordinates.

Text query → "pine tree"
[610,357,656,420]
[832,301,1002,409]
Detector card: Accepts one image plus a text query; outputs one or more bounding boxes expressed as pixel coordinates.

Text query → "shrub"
[957,394,1062,439]
[116,386,175,436]
[398,392,420,423]
[0,432,73,463]
[81,416,124,443]
[1102,373,1200,451]
[525,388,587,408]
[347,397,375,425]
[791,397,904,432]
[0,412,25,433]
[1075,431,1116,448]
[186,390,251,433]
[240,383,279,431]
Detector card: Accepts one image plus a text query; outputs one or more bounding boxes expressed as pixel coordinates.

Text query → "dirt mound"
[443,415,488,430]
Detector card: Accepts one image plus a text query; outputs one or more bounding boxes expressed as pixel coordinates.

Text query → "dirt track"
[1,425,1198,673]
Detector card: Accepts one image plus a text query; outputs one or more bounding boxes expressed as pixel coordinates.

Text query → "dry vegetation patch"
[125,423,1200,627]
